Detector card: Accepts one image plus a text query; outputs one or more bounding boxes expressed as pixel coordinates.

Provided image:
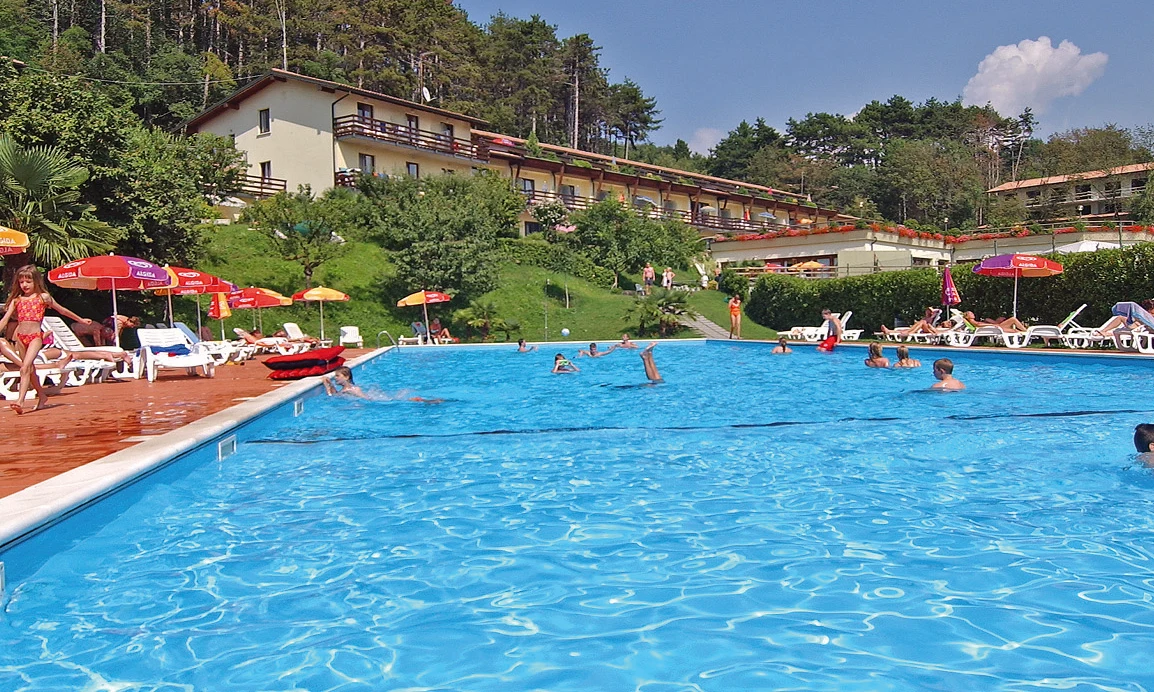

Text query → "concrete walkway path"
[683,314,733,340]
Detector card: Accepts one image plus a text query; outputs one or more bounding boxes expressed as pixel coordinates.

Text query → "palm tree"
[0,136,120,282]
[453,299,500,340]
[626,289,698,336]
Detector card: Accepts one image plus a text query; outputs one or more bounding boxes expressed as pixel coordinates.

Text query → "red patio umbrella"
[972,254,1063,318]
[153,267,236,330]
[228,287,292,332]
[48,255,170,347]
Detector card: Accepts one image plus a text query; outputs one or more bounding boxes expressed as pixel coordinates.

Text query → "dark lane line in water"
[247,409,1154,446]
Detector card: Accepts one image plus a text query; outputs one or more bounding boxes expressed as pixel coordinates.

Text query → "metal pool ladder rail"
[377,330,397,348]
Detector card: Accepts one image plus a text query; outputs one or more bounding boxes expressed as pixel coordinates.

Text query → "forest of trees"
[2,0,1152,232]
[0,0,663,153]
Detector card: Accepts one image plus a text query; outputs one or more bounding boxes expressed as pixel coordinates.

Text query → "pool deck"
[2,349,371,499]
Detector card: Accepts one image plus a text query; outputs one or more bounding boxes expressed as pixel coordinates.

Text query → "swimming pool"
[3,341,1154,690]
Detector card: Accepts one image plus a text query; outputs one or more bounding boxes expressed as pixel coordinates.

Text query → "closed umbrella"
[291,286,349,341]
[972,254,1063,318]
[397,290,452,336]
[47,255,169,347]
[940,266,961,321]
[208,291,232,340]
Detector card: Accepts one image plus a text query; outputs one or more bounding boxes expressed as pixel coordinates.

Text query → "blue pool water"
[3,341,1154,690]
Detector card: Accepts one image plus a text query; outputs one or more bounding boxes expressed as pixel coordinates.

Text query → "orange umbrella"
[397,290,451,333]
[0,226,30,256]
[291,286,349,340]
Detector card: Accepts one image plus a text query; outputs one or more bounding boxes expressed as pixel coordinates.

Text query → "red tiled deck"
[3,350,370,498]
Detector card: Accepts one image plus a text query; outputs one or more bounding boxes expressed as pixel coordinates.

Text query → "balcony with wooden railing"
[237,173,287,198]
[521,189,796,235]
[333,115,490,161]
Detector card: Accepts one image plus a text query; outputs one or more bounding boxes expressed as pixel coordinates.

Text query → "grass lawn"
[189,226,693,345]
[188,224,413,345]
[481,263,696,343]
[688,289,778,341]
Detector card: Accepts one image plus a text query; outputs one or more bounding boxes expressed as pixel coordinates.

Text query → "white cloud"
[963,37,1107,116]
[688,127,724,155]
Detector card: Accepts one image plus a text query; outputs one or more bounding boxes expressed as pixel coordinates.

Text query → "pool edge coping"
[0,347,392,551]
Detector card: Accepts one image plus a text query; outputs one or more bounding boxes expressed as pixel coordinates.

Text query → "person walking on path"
[728,294,743,339]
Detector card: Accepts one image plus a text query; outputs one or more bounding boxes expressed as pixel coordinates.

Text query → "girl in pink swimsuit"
[0,265,92,414]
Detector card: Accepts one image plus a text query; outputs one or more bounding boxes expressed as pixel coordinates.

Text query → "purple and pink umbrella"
[48,255,170,347]
[972,254,1063,318]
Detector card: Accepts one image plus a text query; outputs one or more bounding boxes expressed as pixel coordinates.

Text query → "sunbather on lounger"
[963,312,1027,332]
[880,319,942,338]
[0,338,73,370]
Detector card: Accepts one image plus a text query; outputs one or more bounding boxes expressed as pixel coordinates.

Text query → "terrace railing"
[333,115,490,161]
[238,173,287,198]
[522,189,794,234]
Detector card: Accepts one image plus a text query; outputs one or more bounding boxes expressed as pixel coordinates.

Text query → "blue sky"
[455,0,1154,153]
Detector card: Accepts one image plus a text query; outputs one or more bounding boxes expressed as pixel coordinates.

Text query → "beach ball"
[561,328,570,337]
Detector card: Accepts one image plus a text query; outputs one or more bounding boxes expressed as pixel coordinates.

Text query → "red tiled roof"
[987,162,1154,193]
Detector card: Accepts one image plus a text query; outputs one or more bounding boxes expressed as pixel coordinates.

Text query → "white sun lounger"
[41,316,143,380]
[138,328,216,382]
[1010,304,1087,349]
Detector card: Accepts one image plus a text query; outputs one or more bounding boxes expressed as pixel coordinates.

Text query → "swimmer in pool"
[930,358,964,390]
[771,337,791,354]
[324,366,443,403]
[891,345,921,368]
[640,342,662,383]
[517,338,537,352]
[617,334,639,349]
[324,366,365,398]
[578,342,615,357]
[1134,424,1154,466]
[864,342,890,368]
[552,353,579,373]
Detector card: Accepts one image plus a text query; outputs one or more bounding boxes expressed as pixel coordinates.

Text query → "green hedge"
[498,238,615,288]
[747,244,1154,333]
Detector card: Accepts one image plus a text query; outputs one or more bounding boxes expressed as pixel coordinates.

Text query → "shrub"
[716,268,749,300]
[498,238,615,287]
[745,244,1154,332]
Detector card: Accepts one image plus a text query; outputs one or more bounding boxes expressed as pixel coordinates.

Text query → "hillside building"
[987,162,1153,221]
[185,70,846,237]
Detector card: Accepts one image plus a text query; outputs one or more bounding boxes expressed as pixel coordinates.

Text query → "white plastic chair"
[339,326,364,348]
